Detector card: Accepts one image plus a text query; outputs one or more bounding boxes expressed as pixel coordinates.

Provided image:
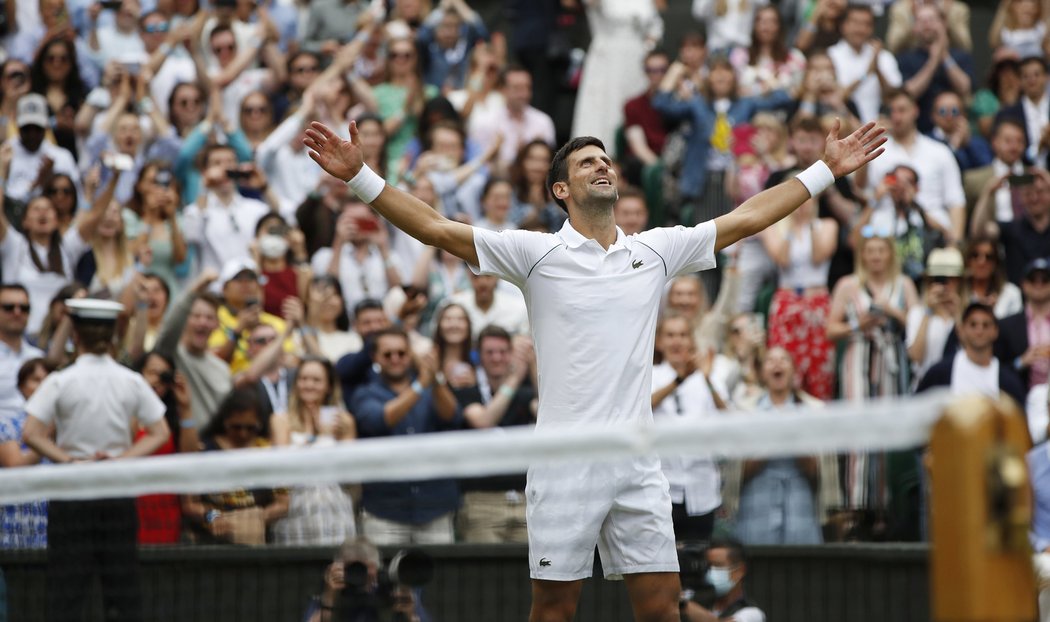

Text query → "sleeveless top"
[778,223,830,290]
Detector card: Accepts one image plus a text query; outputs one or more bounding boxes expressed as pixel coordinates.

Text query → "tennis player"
[305,119,884,622]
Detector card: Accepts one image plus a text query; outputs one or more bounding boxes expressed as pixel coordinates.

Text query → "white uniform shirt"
[183,193,270,274]
[827,40,902,124]
[651,362,721,515]
[472,220,717,429]
[864,134,965,232]
[25,353,166,459]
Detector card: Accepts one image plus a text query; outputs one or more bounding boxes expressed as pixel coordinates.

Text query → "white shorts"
[525,456,679,581]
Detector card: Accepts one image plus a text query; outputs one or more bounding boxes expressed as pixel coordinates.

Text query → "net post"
[930,395,1036,622]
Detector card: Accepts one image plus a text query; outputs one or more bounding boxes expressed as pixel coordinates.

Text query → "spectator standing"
[729,6,807,99]
[864,90,966,245]
[793,0,846,54]
[733,347,823,545]
[152,270,232,428]
[350,327,463,545]
[3,94,81,205]
[622,50,672,188]
[897,4,975,134]
[85,0,146,71]
[972,51,1023,139]
[470,66,555,171]
[692,0,765,52]
[762,196,838,400]
[21,299,169,622]
[995,57,1050,170]
[827,5,902,124]
[374,37,437,185]
[302,0,373,58]
[182,145,271,274]
[651,314,724,542]
[885,0,971,54]
[416,0,487,91]
[123,163,188,295]
[989,0,1049,59]
[906,247,965,383]
[0,285,45,422]
[963,119,1028,222]
[0,60,33,139]
[454,326,537,543]
[270,356,358,546]
[571,0,662,155]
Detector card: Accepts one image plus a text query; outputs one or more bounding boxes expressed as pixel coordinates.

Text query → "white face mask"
[705,567,737,596]
[259,234,288,259]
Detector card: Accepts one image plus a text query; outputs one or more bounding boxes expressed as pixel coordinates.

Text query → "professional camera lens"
[387,549,434,588]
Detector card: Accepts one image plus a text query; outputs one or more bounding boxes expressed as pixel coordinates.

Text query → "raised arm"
[304,121,479,265]
[713,120,885,252]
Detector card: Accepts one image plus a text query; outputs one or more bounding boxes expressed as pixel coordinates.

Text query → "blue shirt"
[350,377,463,524]
[1028,442,1050,552]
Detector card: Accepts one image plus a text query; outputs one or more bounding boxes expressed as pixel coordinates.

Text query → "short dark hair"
[961,301,997,325]
[843,4,875,21]
[477,324,512,348]
[193,292,222,311]
[1020,56,1049,73]
[789,116,825,136]
[616,185,646,204]
[200,143,236,172]
[353,298,384,320]
[992,117,1027,139]
[16,358,49,390]
[201,387,264,441]
[73,318,118,355]
[370,326,411,355]
[885,88,916,106]
[707,536,747,566]
[891,164,920,186]
[0,283,29,299]
[209,24,235,43]
[547,136,607,213]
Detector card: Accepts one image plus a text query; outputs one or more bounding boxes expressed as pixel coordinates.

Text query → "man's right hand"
[304,121,365,183]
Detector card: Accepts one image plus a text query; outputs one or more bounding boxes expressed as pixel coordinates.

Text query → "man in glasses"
[0,60,32,138]
[928,90,991,172]
[139,10,196,120]
[997,258,1050,389]
[0,284,43,424]
[350,327,462,546]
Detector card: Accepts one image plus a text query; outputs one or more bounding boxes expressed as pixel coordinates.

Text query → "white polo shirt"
[864,134,965,231]
[26,353,166,460]
[472,219,717,429]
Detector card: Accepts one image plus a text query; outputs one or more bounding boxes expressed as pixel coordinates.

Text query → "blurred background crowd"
[0,0,1048,554]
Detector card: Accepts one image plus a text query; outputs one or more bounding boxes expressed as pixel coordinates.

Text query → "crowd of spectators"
[0,0,1049,558]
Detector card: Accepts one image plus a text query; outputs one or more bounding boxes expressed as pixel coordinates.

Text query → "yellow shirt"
[208,306,298,375]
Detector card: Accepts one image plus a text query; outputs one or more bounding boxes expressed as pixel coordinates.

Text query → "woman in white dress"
[270,357,358,546]
[571,0,663,154]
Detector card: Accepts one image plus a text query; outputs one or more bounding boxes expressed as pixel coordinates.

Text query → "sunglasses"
[46,186,75,196]
[860,224,892,239]
[292,64,319,74]
[250,336,275,346]
[969,251,996,262]
[937,106,960,117]
[380,350,409,359]
[3,70,26,82]
[1028,272,1050,284]
[176,97,202,107]
[0,303,31,313]
[389,51,415,60]
[143,22,170,33]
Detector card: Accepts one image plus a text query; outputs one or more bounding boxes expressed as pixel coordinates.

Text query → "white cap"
[219,257,260,288]
[66,299,125,321]
[16,94,49,128]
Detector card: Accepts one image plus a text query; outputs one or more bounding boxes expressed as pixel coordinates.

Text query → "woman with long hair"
[963,236,1023,318]
[730,6,807,97]
[167,82,208,140]
[123,163,188,294]
[432,302,475,389]
[508,140,561,231]
[972,52,1023,138]
[30,37,86,148]
[827,232,918,537]
[182,389,289,544]
[374,37,437,185]
[42,174,79,234]
[304,275,357,363]
[989,0,1048,58]
[270,357,357,546]
[762,197,838,400]
[77,200,136,299]
[239,91,276,152]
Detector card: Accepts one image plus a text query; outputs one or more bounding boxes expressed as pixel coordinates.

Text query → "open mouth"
[591,178,612,187]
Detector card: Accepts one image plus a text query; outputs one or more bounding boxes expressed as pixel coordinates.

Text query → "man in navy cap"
[22,298,169,622]
[997,258,1050,390]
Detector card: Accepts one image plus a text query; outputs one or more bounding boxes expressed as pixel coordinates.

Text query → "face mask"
[705,567,736,596]
[259,234,288,259]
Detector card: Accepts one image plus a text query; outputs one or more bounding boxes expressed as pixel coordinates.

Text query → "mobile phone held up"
[100,0,122,10]
[355,216,380,234]
[226,169,252,181]
[1008,173,1035,187]
[103,153,135,172]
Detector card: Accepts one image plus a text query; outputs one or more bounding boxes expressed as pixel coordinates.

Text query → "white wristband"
[346,164,386,204]
[796,160,835,197]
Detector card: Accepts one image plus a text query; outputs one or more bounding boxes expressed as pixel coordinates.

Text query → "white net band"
[0,391,950,503]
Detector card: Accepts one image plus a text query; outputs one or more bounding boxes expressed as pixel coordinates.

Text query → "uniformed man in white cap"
[22,298,170,622]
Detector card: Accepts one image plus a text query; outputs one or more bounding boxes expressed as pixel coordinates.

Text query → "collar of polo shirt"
[558,220,630,250]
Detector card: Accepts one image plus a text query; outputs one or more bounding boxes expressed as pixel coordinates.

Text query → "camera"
[339,549,434,622]
[158,370,175,386]
[676,543,708,592]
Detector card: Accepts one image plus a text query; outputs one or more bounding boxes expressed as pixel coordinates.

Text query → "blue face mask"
[706,566,737,596]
